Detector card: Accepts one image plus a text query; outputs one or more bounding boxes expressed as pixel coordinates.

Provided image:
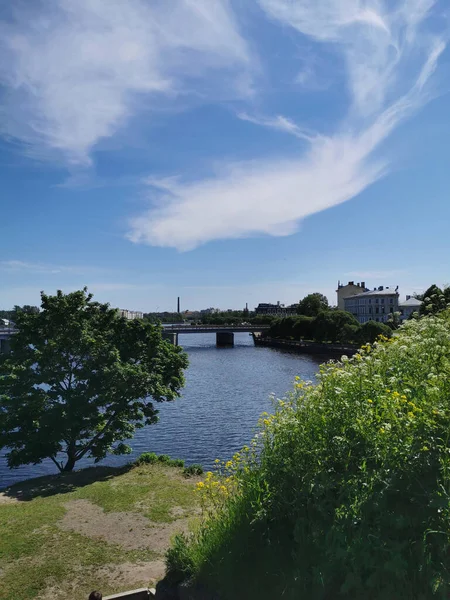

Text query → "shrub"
[183,464,204,477]
[167,315,450,599]
[157,454,172,464]
[135,452,158,465]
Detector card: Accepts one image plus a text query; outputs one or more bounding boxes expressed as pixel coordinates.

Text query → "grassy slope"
[0,463,200,600]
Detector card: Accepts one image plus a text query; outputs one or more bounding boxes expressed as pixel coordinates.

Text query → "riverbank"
[0,461,202,600]
[253,335,359,356]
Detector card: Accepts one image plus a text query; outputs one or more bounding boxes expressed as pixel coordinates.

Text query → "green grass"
[0,460,201,600]
[168,315,450,600]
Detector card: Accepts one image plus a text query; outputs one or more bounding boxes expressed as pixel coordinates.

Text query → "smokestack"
[177,297,180,313]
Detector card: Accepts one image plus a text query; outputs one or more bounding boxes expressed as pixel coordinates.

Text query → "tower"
[177,297,180,313]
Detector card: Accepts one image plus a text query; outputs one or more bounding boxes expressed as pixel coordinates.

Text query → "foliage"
[0,305,39,322]
[266,312,390,345]
[167,315,450,599]
[183,464,204,477]
[297,293,329,317]
[0,288,188,473]
[420,285,448,315]
[357,319,392,343]
[312,310,360,343]
[135,452,185,468]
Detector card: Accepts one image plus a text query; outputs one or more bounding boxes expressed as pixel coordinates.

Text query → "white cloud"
[237,112,314,141]
[0,260,101,275]
[0,0,251,164]
[128,0,446,250]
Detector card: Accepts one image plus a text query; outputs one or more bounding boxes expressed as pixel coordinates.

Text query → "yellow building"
[336,280,368,310]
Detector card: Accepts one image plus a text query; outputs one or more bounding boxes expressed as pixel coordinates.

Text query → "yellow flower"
[400,395,407,400]
[367,399,373,404]
[407,412,415,419]
[225,460,233,469]
[380,427,385,434]
[196,481,205,489]
[392,391,400,398]
[214,458,220,464]
[421,446,429,452]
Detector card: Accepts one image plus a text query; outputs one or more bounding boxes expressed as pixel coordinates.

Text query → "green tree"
[312,310,360,343]
[386,310,402,330]
[419,284,447,315]
[297,293,329,317]
[0,288,188,473]
[357,320,392,343]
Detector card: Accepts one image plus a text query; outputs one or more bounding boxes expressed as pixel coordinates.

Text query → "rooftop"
[346,288,399,299]
[399,297,422,307]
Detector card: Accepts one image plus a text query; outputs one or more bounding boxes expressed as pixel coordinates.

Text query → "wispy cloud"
[0,0,251,165]
[129,0,447,250]
[237,112,314,141]
[0,260,100,275]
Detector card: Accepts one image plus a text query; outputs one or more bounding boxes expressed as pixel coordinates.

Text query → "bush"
[135,452,158,465]
[183,464,204,477]
[135,453,184,468]
[168,315,450,599]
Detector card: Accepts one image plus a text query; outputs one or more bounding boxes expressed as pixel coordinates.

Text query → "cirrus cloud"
[0,0,252,165]
[128,0,447,250]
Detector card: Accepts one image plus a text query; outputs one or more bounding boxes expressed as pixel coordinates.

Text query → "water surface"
[0,333,323,488]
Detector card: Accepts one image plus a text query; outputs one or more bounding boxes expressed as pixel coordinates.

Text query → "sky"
[0,0,449,312]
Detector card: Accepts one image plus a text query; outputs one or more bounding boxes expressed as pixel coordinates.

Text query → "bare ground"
[59,499,190,552]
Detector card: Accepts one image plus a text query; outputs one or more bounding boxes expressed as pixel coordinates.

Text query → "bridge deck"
[163,325,269,334]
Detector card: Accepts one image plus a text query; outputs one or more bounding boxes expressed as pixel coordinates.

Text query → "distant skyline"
[1,1,449,312]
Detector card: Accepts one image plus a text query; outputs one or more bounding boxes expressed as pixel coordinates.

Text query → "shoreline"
[253,335,359,356]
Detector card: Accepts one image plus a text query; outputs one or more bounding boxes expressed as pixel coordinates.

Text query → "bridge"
[162,324,270,346]
[0,325,270,352]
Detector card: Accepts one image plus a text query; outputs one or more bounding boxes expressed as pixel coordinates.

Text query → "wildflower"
[225,460,233,469]
[214,458,220,464]
[196,481,205,489]
[380,427,385,434]
[421,446,429,452]
[367,399,373,404]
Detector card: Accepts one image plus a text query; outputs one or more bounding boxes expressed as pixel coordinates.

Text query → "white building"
[344,286,399,324]
[118,309,144,320]
[399,296,422,320]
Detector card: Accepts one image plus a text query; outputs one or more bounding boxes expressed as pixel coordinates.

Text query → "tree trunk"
[63,454,76,472]
[64,442,77,472]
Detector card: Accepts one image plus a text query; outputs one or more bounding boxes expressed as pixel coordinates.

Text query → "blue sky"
[0,0,449,312]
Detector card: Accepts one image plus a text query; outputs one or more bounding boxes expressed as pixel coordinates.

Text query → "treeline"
[266,311,392,344]
[0,305,39,322]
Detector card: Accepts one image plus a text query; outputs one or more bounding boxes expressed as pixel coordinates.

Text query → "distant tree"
[386,311,403,330]
[312,310,359,343]
[420,285,447,315]
[297,293,329,317]
[13,305,39,316]
[357,320,392,344]
[0,288,188,473]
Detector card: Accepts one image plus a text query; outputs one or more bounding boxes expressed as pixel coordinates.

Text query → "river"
[0,333,324,489]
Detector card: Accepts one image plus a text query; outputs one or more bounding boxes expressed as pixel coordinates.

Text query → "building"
[336,281,369,310]
[200,307,220,315]
[255,302,298,317]
[399,296,422,320]
[118,309,144,320]
[343,286,399,323]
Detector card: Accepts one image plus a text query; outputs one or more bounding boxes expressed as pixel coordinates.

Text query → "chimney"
[406,295,411,301]
[361,281,365,289]
[349,281,354,286]
[378,286,384,291]
[177,297,180,313]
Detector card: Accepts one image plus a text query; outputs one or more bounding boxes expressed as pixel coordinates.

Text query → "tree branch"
[74,411,118,461]
[50,455,63,473]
